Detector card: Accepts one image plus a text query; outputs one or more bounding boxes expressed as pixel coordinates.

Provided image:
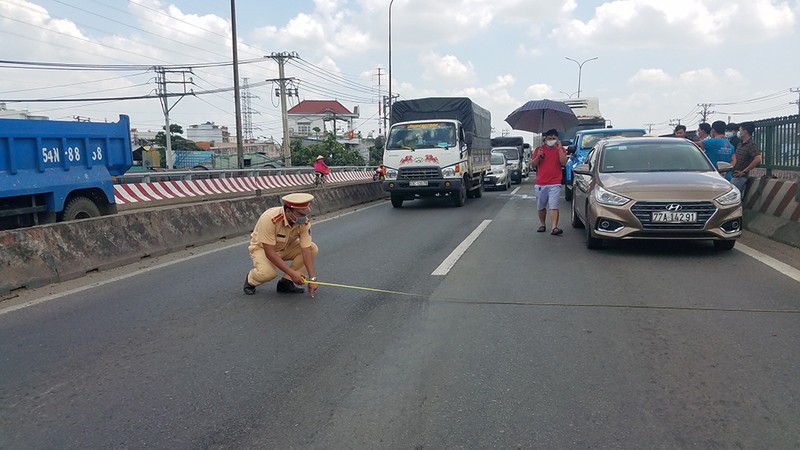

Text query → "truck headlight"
[442,167,457,178]
[385,169,398,180]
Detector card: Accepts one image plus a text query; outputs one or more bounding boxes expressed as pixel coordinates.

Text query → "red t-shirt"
[533,145,566,185]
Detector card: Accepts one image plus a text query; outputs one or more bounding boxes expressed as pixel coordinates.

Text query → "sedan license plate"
[484,177,491,182]
[651,211,697,223]
[409,180,428,187]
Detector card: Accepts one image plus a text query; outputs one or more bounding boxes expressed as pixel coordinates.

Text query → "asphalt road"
[2,177,799,449]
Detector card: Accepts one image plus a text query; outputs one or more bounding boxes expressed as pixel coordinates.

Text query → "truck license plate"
[651,211,697,223]
[409,180,428,187]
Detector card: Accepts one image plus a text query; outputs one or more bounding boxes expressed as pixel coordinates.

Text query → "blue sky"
[1,0,799,140]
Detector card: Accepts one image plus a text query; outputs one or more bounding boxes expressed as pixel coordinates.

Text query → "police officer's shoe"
[243,275,256,295]
[276,278,304,294]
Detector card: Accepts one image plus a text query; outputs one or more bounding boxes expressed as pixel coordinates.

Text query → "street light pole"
[388,0,395,129]
[565,56,598,99]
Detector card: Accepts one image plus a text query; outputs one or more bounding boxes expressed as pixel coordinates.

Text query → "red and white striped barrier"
[114,171,373,204]
[744,177,800,222]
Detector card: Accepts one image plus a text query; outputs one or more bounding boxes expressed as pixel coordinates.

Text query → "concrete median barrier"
[1,182,386,295]
[742,176,800,248]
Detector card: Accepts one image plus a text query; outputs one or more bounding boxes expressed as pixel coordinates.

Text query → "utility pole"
[230,0,245,168]
[265,52,298,166]
[376,67,385,135]
[153,66,193,169]
[791,87,800,116]
[697,103,714,123]
[668,118,681,127]
[644,123,656,133]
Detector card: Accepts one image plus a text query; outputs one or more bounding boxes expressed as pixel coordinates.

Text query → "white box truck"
[377,97,492,207]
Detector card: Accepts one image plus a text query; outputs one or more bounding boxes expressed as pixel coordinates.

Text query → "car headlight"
[385,169,398,180]
[442,167,457,178]
[594,186,630,206]
[715,187,741,206]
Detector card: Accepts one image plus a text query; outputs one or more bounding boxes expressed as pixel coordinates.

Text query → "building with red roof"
[287,100,359,138]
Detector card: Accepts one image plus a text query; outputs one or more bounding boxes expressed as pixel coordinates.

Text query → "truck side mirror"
[567,145,576,155]
[464,131,473,146]
[374,136,385,150]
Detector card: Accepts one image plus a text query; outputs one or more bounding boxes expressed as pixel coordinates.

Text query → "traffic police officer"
[243,193,319,296]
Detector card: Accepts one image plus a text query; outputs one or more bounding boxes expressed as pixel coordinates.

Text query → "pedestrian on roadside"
[693,122,711,148]
[243,193,319,297]
[530,129,568,235]
[701,120,735,180]
[673,124,687,139]
[731,121,762,196]
[725,122,741,149]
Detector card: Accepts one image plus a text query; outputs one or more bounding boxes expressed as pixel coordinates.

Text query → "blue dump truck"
[0,115,132,230]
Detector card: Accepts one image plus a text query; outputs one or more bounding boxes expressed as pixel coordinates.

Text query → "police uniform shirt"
[250,206,312,252]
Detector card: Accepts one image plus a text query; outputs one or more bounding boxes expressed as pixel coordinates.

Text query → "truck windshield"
[387,123,455,150]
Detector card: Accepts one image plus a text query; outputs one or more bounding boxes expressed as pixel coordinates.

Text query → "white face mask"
[545,139,557,147]
[737,131,742,138]
[725,131,734,139]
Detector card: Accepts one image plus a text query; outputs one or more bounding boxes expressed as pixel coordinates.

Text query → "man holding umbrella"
[504,99,577,235]
[530,129,568,235]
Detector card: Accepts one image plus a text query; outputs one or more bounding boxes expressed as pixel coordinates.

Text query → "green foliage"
[291,134,365,166]
[153,123,203,151]
[368,145,383,165]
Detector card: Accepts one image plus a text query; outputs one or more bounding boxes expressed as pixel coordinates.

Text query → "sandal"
[537,226,546,232]
[551,227,563,235]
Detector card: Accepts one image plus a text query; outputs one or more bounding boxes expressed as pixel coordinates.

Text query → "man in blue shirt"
[701,120,735,180]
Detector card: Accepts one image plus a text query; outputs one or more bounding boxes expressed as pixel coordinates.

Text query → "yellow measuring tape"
[301,277,800,314]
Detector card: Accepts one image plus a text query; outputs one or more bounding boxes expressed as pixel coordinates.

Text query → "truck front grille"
[399,167,441,180]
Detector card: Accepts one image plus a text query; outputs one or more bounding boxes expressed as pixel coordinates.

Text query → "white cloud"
[629,68,672,87]
[420,51,475,81]
[552,0,797,49]
[524,84,554,99]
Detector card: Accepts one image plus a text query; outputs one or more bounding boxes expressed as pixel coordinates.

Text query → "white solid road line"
[431,220,492,276]
[736,243,800,284]
[0,201,387,316]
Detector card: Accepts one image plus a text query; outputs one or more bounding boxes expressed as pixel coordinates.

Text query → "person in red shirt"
[312,155,330,183]
[530,129,568,235]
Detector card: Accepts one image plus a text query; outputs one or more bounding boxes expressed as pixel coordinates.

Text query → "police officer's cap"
[282,192,314,209]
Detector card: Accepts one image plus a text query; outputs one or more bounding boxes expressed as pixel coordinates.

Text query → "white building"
[186,121,229,145]
[287,100,359,138]
[0,103,48,120]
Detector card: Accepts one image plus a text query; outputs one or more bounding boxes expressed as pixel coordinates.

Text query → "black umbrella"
[504,99,579,134]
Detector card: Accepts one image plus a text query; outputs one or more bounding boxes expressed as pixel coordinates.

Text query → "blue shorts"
[536,184,561,210]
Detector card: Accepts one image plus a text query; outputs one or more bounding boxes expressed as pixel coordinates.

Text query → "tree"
[291,134,365,167]
[153,124,203,151]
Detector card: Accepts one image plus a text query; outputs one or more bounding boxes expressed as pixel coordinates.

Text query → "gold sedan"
[570,137,742,250]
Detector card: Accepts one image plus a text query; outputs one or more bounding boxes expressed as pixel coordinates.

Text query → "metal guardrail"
[754,114,800,176]
[116,166,376,184]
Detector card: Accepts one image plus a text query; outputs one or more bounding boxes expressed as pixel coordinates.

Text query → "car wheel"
[571,196,584,228]
[501,178,509,191]
[564,184,573,202]
[714,240,736,250]
[390,194,404,208]
[586,216,603,249]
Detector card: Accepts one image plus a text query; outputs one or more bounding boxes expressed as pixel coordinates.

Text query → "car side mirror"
[374,136,385,150]
[573,164,591,175]
[716,161,733,173]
